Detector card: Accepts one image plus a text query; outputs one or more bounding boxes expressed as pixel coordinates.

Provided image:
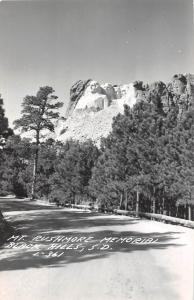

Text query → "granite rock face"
[75,80,109,111]
[57,75,194,145]
[67,80,140,115]
[58,79,141,145]
[20,75,194,145]
[172,74,187,95]
[57,101,124,146]
[66,79,92,117]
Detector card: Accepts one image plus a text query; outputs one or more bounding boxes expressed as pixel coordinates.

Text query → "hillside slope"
[57,101,124,145]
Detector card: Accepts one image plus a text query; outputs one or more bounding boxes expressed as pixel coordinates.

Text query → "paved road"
[0,198,193,300]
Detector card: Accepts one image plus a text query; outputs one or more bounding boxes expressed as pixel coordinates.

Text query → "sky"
[0,0,193,126]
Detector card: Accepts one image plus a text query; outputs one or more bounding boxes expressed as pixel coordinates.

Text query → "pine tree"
[49,139,99,205]
[0,135,33,197]
[0,94,13,145]
[13,87,63,199]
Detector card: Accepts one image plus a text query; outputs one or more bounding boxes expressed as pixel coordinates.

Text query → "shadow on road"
[0,202,184,272]
[0,198,55,212]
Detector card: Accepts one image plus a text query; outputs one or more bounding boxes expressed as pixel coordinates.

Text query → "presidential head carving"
[120,85,130,97]
[172,75,187,95]
[114,86,122,99]
[101,83,116,100]
[89,80,102,94]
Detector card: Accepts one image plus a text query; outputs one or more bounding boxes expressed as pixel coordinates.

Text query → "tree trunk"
[184,204,187,219]
[153,198,156,214]
[176,205,179,218]
[152,186,156,214]
[136,189,139,217]
[125,190,128,211]
[30,131,40,200]
[188,205,191,221]
[162,195,165,214]
[119,193,123,209]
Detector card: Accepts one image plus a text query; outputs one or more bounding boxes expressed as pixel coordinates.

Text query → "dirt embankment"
[0,210,14,245]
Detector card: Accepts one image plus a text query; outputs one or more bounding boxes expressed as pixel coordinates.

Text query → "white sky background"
[0,0,193,126]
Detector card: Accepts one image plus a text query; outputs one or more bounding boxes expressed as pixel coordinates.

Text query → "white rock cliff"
[57,80,140,145]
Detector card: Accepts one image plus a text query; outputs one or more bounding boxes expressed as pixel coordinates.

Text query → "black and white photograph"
[0,0,194,299]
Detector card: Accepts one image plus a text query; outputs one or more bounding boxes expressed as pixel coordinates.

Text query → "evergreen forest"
[0,75,194,221]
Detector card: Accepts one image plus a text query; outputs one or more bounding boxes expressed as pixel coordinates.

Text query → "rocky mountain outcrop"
[56,74,194,145]
[57,79,147,144]
[57,101,124,145]
[171,74,194,118]
[67,79,142,115]
[20,74,194,145]
[66,79,92,117]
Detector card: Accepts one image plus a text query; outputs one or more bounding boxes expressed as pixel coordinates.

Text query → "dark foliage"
[1,75,194,220]
[13,87,63,199]
[89,77,194,219]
